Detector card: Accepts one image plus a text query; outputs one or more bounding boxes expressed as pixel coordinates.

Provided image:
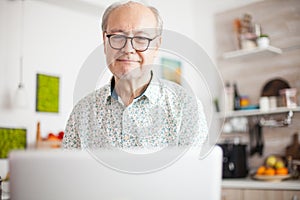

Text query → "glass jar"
[279,88,297,108]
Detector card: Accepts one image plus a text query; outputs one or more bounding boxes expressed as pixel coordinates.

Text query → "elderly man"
[63,1,208,150]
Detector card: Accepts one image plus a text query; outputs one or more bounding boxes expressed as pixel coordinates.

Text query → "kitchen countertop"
[2,178,300,200]
[222,177,300,190]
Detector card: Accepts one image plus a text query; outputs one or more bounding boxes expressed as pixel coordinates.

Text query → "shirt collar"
[142,72,162,104]
[110,77,118,100]
[106,71,162,105]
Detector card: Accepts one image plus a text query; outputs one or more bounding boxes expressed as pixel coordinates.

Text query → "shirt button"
[124,135,129,140]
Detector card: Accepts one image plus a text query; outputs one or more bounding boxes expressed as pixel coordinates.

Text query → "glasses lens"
[132,37,150,51]
[109,35,126,49]
[108,34,152,51]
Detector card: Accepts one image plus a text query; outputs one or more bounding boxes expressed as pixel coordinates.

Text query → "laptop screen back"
[9,146,222,200]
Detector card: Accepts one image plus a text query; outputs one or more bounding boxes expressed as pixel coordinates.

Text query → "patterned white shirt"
[63,75,208,150]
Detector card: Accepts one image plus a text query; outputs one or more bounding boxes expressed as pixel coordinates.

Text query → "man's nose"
[122,39,135,53]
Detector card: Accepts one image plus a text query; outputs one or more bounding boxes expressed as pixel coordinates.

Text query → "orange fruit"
[256,166,266,175]
[264,167,276,176]
[276,167,288,175]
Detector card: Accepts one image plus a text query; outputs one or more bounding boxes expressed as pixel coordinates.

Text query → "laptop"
[9,146,222,200]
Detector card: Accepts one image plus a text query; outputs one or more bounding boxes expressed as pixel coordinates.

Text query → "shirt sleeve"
[177,95,208,148]
[62,108,82,149]
[193,99,209,147]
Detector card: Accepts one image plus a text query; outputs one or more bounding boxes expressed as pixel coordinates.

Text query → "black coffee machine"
[218,143,248,178]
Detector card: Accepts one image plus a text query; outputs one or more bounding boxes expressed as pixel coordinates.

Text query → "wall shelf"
[220,106,300,118]
[223,46,282,59]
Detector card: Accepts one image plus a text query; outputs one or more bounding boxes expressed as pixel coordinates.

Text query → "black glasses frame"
[106,33,158,52]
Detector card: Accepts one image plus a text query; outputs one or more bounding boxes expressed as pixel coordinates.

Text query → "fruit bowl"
[265,155,286,168]
[36,132,64,149]
[254,154,290,180]
[253,174,292,182]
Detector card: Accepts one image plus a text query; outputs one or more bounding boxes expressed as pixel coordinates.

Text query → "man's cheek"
[106,50,118,66]
[144,53,155,66]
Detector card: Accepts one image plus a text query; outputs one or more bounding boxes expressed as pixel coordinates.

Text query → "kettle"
[218,142,248,178]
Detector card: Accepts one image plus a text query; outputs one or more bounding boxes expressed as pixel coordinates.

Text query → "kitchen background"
[215,0,300,170]
[0,0,299,183]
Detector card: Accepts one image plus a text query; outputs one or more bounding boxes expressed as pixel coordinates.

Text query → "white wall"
[0,0,103,177]
[0,0,103,138]
[194,0,263,60]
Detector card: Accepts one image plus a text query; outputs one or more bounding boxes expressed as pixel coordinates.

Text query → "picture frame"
[160,57,182,85]
[36,73,60,113]
[0,127,27,159]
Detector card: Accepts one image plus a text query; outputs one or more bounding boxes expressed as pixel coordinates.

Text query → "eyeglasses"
[106,33,159,52]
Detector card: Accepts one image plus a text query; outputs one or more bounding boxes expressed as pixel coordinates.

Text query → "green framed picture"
[0,127,27,159]
[36,73,60,113]
[160,57,182,85]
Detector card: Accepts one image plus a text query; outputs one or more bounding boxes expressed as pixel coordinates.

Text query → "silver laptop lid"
[9,146,222,200]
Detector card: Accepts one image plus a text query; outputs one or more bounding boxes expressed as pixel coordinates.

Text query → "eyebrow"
[107,29,151,37]
[107,29,128,34]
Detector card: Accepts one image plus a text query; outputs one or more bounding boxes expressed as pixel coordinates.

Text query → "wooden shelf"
[220,106,300,118]
[223,46,282,59]
[36,140,62,149]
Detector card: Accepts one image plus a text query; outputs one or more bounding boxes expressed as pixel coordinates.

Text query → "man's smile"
[116,58,141,63]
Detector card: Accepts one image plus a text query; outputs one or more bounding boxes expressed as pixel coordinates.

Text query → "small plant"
[259,34,269,38]
[257,34,270,47]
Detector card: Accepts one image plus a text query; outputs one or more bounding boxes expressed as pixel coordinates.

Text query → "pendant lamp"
[15,0,28,109]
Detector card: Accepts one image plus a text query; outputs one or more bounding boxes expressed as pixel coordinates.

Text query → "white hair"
[101,1,163,35]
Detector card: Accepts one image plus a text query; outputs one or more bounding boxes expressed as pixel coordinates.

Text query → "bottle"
[36,121,41,148]
[225,82,234,112]
[233,82,241,110]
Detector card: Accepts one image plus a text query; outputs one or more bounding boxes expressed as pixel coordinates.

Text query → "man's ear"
[155,36,162,50]
[152,36,161,57]
[103,32,107,54]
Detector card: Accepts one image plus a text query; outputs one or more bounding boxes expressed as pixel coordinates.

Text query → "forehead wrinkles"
[106,4,157,32]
